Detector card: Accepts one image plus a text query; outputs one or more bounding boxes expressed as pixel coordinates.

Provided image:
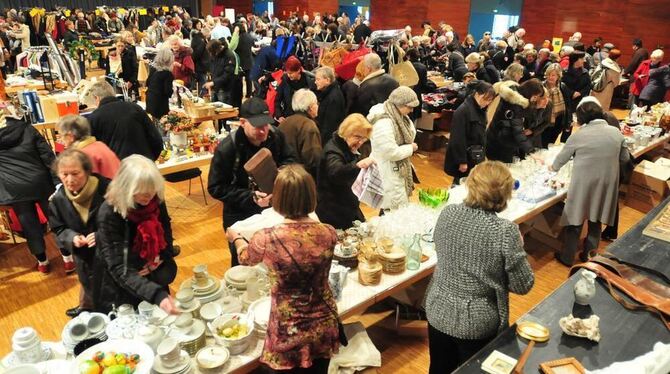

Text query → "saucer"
[225,266,255,283]
[191,277,216,292]
[152,350,190,374]
[176,298,201,314]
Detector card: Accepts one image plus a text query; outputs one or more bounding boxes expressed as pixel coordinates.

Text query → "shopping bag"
[388,44,419,87]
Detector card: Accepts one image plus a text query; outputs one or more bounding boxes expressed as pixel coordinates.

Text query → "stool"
[163,168,208,205]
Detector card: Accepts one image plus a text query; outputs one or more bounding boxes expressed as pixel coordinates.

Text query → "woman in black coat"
[486,79,545,163]
[314,66,346,145]
[406,48,432,120]
[190,19,210,94]
[115,38,139,98]
[316,114,374,230]
[444,82,496,183]
[49,150,110,317]
[481,52,501,84]
[561,51,591,115]
[0,113,62,272]
[94,155,178,314]
[639,63,670,107]
[204,39,242,108]
[145,47,175,120]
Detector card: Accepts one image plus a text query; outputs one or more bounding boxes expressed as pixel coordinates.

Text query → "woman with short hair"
[317,114,375,229]
[114,37,139,98]
[426,161,534,373]
[550,99,630,265]
[145,47,175,119]
[465,52,494,83]
[638,49,670,107]
[57,115,120,179]
[94,155,178,314]
[228,165,340,373]
[49,149,110,317]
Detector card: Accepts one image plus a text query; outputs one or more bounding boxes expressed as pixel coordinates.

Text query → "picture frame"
[540,357,586,374]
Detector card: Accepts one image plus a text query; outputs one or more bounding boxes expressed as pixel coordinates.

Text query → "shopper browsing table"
[49,150,110,317]
[208,98,297,266]
[58,115,120,179]
[94,155,178,314]
[227,165,340,373]
[145,47,175,120]
[426,161,534,373]
[316,114,374,229]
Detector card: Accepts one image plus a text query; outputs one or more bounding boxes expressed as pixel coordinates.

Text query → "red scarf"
[127,197,167,266]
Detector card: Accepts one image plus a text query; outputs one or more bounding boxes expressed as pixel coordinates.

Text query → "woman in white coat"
[368,86,420,210]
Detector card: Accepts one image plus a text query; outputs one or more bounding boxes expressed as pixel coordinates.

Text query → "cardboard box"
[627,159,670,212]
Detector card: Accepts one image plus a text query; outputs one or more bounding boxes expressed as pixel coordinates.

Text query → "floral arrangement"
[66,38,100,62]
[159,111,194,134]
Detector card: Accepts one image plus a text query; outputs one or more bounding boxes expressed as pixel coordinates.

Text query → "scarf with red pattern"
[127,196,166,266]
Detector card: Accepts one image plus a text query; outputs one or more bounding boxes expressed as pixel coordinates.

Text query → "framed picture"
[540,357,586,374]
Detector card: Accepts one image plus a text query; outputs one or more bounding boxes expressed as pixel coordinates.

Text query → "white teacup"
[12,328,39,349]
[176,289,195,309]
[174,313,194,335]
[156,338,181,368]
[11,328,42,364]
[69,322,88,341]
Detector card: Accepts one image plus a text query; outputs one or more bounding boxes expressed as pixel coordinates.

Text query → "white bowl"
[210,313,254,355]
[195,346,229,369]
[200,302,223,322]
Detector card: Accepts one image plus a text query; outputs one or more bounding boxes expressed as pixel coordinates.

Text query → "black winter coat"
[237,31,255,71]
[119,46,139,84]
[411,61,431,119]
[341,79,359,115]
[484,59,501,83]
[0,119,58,205]
[316,82,346,145]
[444,96,487,176]
[492,47,514,71]
[473,66,494,84]
[448,51,469,82]
[88,96,164,161]
[486,82,534,163]
[190,30,210,75]
[210,48,239,92]
[353,71,399,115]
[207,127,298,226]
[274,72,316,119]
[93,201,177,313]
[145,69,174,119]
[640,64,670,104]
[316,133,364,229]
[524,103,553,148]
[561,67,591,112]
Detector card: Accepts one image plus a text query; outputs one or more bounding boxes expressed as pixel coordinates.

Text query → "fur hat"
[388,86,420,108]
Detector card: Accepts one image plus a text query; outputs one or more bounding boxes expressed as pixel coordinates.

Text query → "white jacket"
[368,103,416,210]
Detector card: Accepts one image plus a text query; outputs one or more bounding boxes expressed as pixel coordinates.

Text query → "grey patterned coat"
[425,204,534,339]
[552,119,629,226]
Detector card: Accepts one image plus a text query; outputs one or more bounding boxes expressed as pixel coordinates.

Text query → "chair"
[163,168,208,205]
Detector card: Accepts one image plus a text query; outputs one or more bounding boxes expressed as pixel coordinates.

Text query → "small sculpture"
[559,314,601,342]
[574,270,597,305]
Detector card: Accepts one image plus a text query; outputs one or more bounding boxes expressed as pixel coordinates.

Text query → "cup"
[246,276,261,302]
[138,301,155,323]
[176,289,195,309]
[87,315,106,334]
[69,322,88,341]
[12,328,39,348]
[156,338,181,368]
[341,244,353,257]
[174,313,194,335]
[193,264,209,287]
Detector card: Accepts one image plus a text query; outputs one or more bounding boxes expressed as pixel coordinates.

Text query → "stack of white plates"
[152,350,193,374]
[181,277,224,304]
[248,297,271,338]
[61,313,110,353]
[224,266,255,290]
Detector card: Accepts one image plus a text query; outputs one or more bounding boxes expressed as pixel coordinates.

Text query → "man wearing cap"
[208,98,298,266]
[274,56,316,122]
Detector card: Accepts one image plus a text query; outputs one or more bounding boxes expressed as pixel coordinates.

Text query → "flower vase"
[169,132,188,149]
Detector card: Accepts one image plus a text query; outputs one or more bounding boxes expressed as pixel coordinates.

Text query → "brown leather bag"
[243,148,277,194]
[571,255,670,330]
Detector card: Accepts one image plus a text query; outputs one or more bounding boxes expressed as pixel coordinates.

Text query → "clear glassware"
[406,233,422,271]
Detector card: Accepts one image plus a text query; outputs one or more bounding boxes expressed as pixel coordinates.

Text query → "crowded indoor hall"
[0,0,669,373]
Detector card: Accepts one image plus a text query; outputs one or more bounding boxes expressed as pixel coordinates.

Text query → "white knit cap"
[388,86,420,108]
[577,96,602,109]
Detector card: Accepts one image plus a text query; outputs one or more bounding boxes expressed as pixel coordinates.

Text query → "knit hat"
[603,43,615,50]
[577,96,602,109]
[284,56,302,72]
[388,86,420,108]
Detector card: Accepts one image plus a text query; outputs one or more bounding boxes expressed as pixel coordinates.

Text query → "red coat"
[559,56,570,69]
[77,139,121,179]
[172,46,195,86]
[631,59,652,96]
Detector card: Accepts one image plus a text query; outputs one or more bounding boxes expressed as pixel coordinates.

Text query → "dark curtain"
[0,1,197,14]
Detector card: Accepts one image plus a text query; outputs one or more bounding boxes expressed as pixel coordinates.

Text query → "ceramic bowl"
[210,313,254,355]
[199,302,223,322]
[195,346,229,370]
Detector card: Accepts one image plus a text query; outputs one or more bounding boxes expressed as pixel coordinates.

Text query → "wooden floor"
[0,133,647,372]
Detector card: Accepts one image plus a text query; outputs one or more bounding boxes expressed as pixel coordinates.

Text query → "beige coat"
[12,24,31,52]
[591,59,621,111]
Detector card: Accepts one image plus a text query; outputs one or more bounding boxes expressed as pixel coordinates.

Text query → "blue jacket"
[250,45,279,81]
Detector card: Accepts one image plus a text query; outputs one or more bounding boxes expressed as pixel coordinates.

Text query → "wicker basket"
[358,262,382,285]
[183,100,215,117]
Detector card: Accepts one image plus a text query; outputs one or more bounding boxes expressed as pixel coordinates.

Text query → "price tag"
[162,6,170,12]
[64,10,71,17]
[138,9,148,15]
[29,8,38,17]
[95,10,101,16]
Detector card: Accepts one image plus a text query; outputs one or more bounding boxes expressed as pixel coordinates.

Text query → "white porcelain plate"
[73,339,154,374]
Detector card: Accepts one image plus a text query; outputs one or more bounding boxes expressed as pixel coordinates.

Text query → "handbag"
[243,148,278,194]
[466,145,485,165]
[388,44,419,87]
[271,230,349,346]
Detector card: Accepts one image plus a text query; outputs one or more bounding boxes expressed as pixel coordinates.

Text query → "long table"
[455,197,670,373]
[156,154,213,176]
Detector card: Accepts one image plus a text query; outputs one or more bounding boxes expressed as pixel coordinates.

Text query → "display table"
[156,153,213,176]
[631,133,670,159]
[455,197,670,373]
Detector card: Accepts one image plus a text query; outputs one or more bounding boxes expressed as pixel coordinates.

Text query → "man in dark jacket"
[274,56,316,121]
[447,42,469,82]
[407,48,431,120]
[353,53,399,115]
[623,39,650,77]
[208,98,298,266]
[190,20,210,94]
[314,66,346,145]
[353,20,372,44]
[87,81,163,161]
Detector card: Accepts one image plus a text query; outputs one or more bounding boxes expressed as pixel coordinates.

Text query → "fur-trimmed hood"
[493,80,529,108]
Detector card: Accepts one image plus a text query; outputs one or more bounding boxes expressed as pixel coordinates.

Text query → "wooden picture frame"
[540,357,586,374]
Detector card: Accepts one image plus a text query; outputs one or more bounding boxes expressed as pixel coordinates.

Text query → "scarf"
[64,176,99,225]
[547,85,565,123]
[383,100,415,197]
[126,196,167,266]
[74,136,96,150]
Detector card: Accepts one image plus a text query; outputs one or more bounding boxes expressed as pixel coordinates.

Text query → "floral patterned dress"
[241,222,340,370]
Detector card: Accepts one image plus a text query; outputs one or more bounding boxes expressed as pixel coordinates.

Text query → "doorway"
[338,0,370,22]
[469,0,523,42]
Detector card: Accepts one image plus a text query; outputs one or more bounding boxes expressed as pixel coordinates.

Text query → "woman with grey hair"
[58,115,120,179]
[93,155,178,314]
[503,62,525,82]
[278,89,322,179]
[314,66,346,144]
[145,47,175,119]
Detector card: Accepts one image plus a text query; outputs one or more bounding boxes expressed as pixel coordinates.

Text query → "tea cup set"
[4,327,51,367]
[152,338,192,374]
[179,264,224,304]
[166,312,207,356]
[61,311,109,353]
[175,288,201,314]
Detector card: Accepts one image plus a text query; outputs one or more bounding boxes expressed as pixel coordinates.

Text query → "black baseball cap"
[240,98,273,127]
